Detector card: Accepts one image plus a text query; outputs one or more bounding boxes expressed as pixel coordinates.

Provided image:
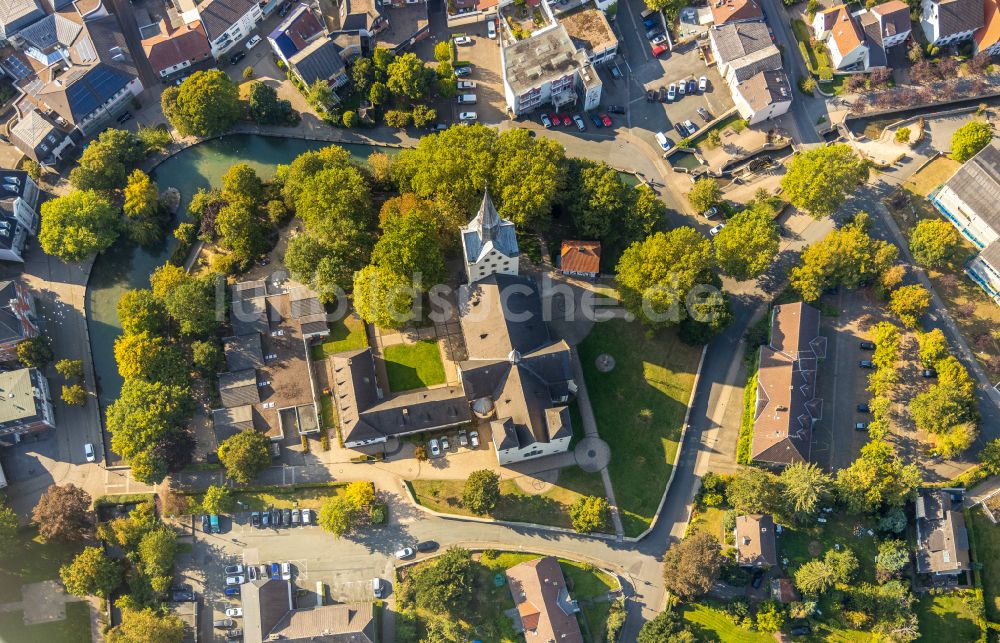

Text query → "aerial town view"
[2,0,1000,638]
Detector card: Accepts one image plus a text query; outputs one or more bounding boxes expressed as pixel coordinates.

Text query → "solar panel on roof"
[3,56,31,80]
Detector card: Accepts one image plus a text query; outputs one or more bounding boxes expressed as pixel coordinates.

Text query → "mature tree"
[106,607,185,643]
[215,201,265,264]
[318,497,357,537]
[756,600,786,633]
[981,438,1000,474]
[69,128,145,192]
[56,358,84,381]
[386,52,431,100]
[835,439,921,513]
[60,546,122,598]
[353,265,415,329]
[917,328,949,367]
[114,332,189,386]
[247,81,294,125]
[137,125,173,154]
[909,219,962,268]
[790,219,897,301]
[687,177,722,213]
[713,206,780,280]
[434,40,452,62]
[889,284,931,328]
[162,70,242,137]
[679,286,733,345]
[569,160,632,240]
[875,539,909,581]
[17,336,53,368]
[294,166,374,239]
[343,481,376,510]
[123,169,162,246]
[221,163,264,206]
[32,483,92,541]
[162,276,219,337]
[824,547,858,583]
[911,386,977,449]
[191,340,223,375]
[368,81,390,106]
[951,121,993,162]
[107,379,194,484]
[371,208,446,286]
[411,104,437,128]
[138,526,176,580]
[384,110,412,128]
[637,609,693,643]
[201,484,234,515]
[726,467,780,516]
[492,128,565,228]
[569,496,609,533]
[779,462,832,518]
[62,384,87,406]
[413,547,475,616]
[937,355,976,400]
[616,228,715,328]
[217,428,271,485]
[39,190,120,261]
[118,289,166,337]
[0,504,19,557]
[794,559,835,596]
[462,470,500,515]
[662,532,722,599]
[22,158,42,182]
[285,234,357,301]
[781,145,869,218]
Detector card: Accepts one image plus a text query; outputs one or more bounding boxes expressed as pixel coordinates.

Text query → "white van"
[654,131,671,151]
[372,578,384,598]
[456,93,477,104]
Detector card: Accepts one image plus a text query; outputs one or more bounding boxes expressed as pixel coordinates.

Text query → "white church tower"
[460,189,519,284]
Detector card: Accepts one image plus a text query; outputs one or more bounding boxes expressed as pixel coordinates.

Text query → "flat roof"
[559,7,617,55]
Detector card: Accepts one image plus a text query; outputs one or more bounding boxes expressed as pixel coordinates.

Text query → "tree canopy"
[352,264,415,329]
[687,177,722,213]
[888,284,931,328]
[713,204,780,280]
[569,496,609,533]
[412,547,475,616]
[790,216,897,301]
[39,190,120,262]
[69,128,145,192]
[951,121,993,162]
[462,470,500,514]
[217,428,271,485]
[661,532,722,599]
[60,546,122,598]
[909,219,962,268]
[781,145,869,218]
[32,483,92,542]
[106,607,185,643]
[161,70,242,138]
[246,81,295,125]
[835,439,921,513]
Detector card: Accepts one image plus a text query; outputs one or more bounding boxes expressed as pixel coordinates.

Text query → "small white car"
[454,35,472,45]
[487,19,497,38]
[469,431,480,448]
[654,131,671,151]
[677,79,686,95]
[456,80,477,89]
[225,608,242,617]
[651,34,666,45]
[698,75,707,91]
[456,93,477,104]
[572,114,585,131]
[84,443,95,462]
[459,111,477,122]
[395,547,415,559]
[684,119,697,136]
[301,508,312,525]
[225,576,245,586]
[429,438,441,457]
[441,435,450,451]
[280,562,291,581]
[247,566,258,581]
[245,35,262,50]
[224,565,244,576]
[709,223,725,237]
[667,83,676,101]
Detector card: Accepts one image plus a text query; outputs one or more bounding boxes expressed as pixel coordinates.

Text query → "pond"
[669,150,702,171]
[85,134,392,429]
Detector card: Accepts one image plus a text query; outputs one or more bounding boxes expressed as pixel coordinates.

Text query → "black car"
[229,51,246,65]
[607,105,625,114]
[261,510,270,527]
[857,403,870,413]
[250,512,261,528]
[674,122,687,137]
[697,106,711,121]
[283,508,292,525]
[922,368,937,378]
[273,508,282,527]
[790,625,811,636]
[859,341,876,350]
[226,628,244,640]
[859,360,874,369]
[116,111,132,124]
[415,540,439,553]
[170,589,195,602]
[750,570,764,588]
[202,515,211,532]
[454,66,472,77]
[278,1,292,15]
[646,89,655,102]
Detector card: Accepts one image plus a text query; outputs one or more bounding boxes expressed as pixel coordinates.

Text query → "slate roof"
[10,107,64,152]
[461,190,518,264]
[559,240,601,274]
[243,578,373,643]
[860,11,887,66]
[241,579,293,643]
[289,37,347,85]
[735,514,778,567]
[0,281,29,346]
[197,0,260,40]
[931,0,984,37]
[870,0,912,39]
[506,557,583,643]
[211,405,255,440]
[980,239,1000,271]
[268,3,324,58]
[751,302,826,465]
[218,369,260,408]
[736,69,791,111]
[0,170,37,209]
[710,21,773,63]
[232,295,270,336]
[223,334,264,371]
[339,0,381,32]
[17,13,82,52]
[915,489,970,574]
[941,140,1000,232]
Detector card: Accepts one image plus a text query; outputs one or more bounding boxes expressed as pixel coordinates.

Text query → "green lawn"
[971,508,1000,620]
[409,466,610,532]
[0,600,91,643]
[578,319,702,536]
[681,602,773,642]
[0,528,85,603]
[779,515,879,583]
[320,394,336,429]
[309,314,367,360]
[915,591,983,641]
[383,340,446,392]
[688,506,727,542]
[186,482,347,513]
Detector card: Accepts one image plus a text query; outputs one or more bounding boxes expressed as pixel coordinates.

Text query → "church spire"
[474,188,501,242]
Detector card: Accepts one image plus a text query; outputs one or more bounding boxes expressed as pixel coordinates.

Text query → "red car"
[561,114,572,126]
[548,112,560,125]
[652,44,668,57]
[600,113,612,127]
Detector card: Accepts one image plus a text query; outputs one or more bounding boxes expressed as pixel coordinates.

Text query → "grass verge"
[186,482,347,513]
[0,527,85,603]
[578,319,701,537]
[970,508,1000,620]
[681,601,772,642]
[383,340,446,392]
[0,600,91,643]
[309,314,368,361]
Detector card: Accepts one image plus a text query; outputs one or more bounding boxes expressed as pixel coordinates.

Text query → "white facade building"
[460,191,519,284]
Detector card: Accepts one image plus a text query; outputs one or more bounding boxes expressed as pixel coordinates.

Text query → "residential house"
[9,106,73,165]
[188,0,263,57]
[505,557,583,643]
[267,3,324,67]
[868,0,912,48]
[501,24,602,116]
[0,170,39,263]
[337,0,385,39]
[709,22,782,86]
[558,240,601,279]
[751,302,826,465]
[0,367,54,438]
[735,514,778,567]
[812,5,868,69]
[0,0,45,40]
[710,0,763,25]
[915,489,970,576]
[460,190,518,283]
[974,0,1000,53]
[287,38,349,88]
[921,0,983,46]
[372,0,430,53]
[140,19,211,78]
[0,280,39,361]
[446,0,498,28]
[733,68,792,125]
[241,578,375,643]
[929,140,1000,304]
[560,6,618,64]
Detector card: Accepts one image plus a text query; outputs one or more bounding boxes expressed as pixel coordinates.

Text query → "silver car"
[429,438,441,457]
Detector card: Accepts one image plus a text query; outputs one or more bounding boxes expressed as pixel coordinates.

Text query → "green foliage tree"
[889,284,931,328]
[161,70,242,137]
[318,497,357,537]
[894,127,911,144]
[247,81,294,125]
[62,384,87,406]
[214,201,265,265]
[191,340,223,375]
[137,526,176,579]
[687,177,722,213]
[951,121,993,162]
[726,467,780,516]
[492,128,566,229]
[434,40,452,63]
[875,539,909,581]
[22,159,42,182]
[616,228,715,328]
[55,358,84,381]
[106,607,185,643]
[835,439,921,513]
[352,265,414,329]
[201,484,233,515]
[790,218,897,301]
[779,462,832,518]
[351,58,374,95]
[123,169,160,229]
[17,335,53,368]
[917,328,949,367]
[161,275,219,337]
[462,470,500,514]
[755,600,786,633]
[569,161,632,240]
[371,207,447,286]
[39,190,120,261]
[412,547,474,616]
[713,205,780,280]
[69,128,145,191]
[411,104,437,128]
[0,504,17,557]
[637,609,694,643]
[306,79,334,111]
[107,379,194,484]
[32,483,92,542]
[781,144,869,218]
[794,559,835,595]
[373,47,395,71]
[343,481,376,510]
[137,125,173,154]
[662,532,722,599]
[386,53,430,100]
[384,109,413,128]
[113,332,189,386]
[217,428,271,485]
[60,546,121,598]
[909,219,962,268]
[824,547,858,583]
[117,289,166,336]
[569,496,609,533]
[342,110,359,128]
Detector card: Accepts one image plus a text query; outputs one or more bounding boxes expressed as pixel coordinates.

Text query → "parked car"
[677,79,686,95]
[667,83,676,101]
[922,368,937,378]
[224,565,244,576]
[214,618,235,629]
[857,403,870,413]
[541,113,552,128]
[84,443,95,462]
[250,512,261,528]
[456,80,476,89]
[429,438,441,457]
[245,35,261,50]
[415,540,439,552]
[395,547,415,559]
[859,341,876,350]
[703,206,719,219]
[589,112,603,128]
[608,104,625,114]
[458,430,469,447]
[599,113,611,126]
[750,570,764,588]
[657,86,667,102]
[859,360,874,368]
[261,510,270,528]
[790,624,811,636]
[459,111,477,122]
[651,34,667,45]
[683,119,697,135]
[646,28,662,40]
[283,508,292,525]
[560,113,572,126]
[281,562,291,580]
[469,431,479,448]
[855,422,869,431]
[646,88,656,102]
[224,587,241,597]
[654,131,672,151]
[225,576,245,586]
[674,122,687,136]
[170,589,195,602]
[709,223,725,237]
[271,563,280,580]
[225,608,243,618]
[301,508,312,524]
[291,509,300,526]
[247,566,258,581]
[572,114,585,131]
[273,508,282,527]
[687,79,696,94]
[278,2,293,16]
[454,35,472,45]
[210,514,220,533]
[697,106,711,121]
[441,435,450,451]
[456,93,476,104]
[454,66,472,76]
[698,75,707,91]
[229,51,246,65]
[652,43,668,57]
[116,111,132,124]
[372,578,384,599]
[642,16,658,28]
[201,515,211,532]
[226,629,243,641]
[487,19,497,38]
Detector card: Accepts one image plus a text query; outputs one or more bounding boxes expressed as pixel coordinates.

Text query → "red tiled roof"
[560,240,601,275]
[711,0,764,25]
[141,20,211,75]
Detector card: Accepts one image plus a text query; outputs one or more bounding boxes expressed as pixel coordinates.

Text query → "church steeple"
[472,189,501,242]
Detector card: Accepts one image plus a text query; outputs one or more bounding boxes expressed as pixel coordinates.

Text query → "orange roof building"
[141,19,211,78]
[559,240,601,278]
[975,0,1000,53]
[505,557,584,643]
[812,5,868,69]
[710,0,764,25]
